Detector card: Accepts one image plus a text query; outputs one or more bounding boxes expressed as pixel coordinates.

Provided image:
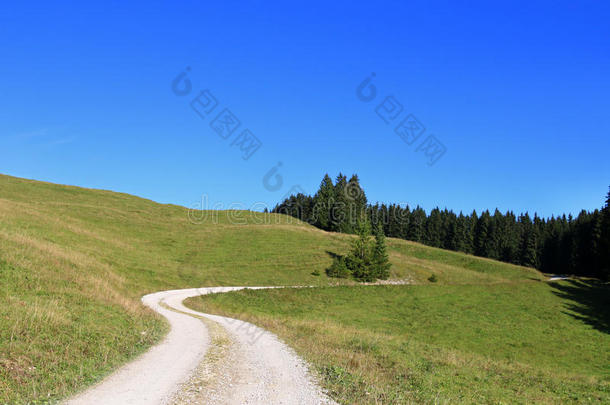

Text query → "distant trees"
[600,188,610,280]
[306,173,368,233]
[519,213,538,268]
[273,174,610,279]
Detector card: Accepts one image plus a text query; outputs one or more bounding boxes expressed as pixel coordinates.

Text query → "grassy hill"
[0,174,607,403]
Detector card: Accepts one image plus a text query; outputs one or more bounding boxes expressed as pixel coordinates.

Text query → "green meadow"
[0,174,607,403]
[187,281,609,403]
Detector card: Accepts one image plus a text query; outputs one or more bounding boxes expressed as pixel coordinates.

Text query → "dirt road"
[64,287,335,405]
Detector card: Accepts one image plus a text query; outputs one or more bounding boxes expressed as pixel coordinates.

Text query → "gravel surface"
[64,287,336,405]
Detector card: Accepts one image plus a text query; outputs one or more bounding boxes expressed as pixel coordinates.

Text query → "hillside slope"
[0,174,545,403]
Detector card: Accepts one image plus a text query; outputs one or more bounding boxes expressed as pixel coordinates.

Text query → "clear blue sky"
[1,1,609,217]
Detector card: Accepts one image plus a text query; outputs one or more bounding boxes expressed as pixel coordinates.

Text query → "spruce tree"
[347,219,375,281]
[475,210,491,257]
[312,174,334,231]
[326,255,350,278]
[519,213,538,268]
[372,222,391,279]
[486,209,503,259]
[368,203,380,232]
[455,212,467,252]
[407,207,425,242]
[590,210,602,276]
[445,211,459,251]
[600,187,610,280]
[331,173,349,233]
[380,203,390,236]
[425,208,442,247]
[462,210,477,254]
[347,174,368,230]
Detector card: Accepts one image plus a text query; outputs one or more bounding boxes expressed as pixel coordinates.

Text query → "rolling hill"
[0,174,607,403]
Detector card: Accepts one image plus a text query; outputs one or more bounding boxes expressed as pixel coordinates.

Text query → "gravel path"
[64,287,335,405]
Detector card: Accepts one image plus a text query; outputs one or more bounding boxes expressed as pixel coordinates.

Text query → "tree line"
[273,173,610,280]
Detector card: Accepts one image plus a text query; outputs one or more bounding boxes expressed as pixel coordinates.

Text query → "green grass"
[186,281,610,403]
[0,173,604,403]
[0,174,344,403]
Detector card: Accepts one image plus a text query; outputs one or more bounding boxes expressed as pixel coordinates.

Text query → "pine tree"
[347,219,375,281]
[379,203,389,236]
[486,209,503,260]
[445,212,459,251]
[372,222,391,279]
[463,210,477,254]
[425,208,442,247]
[533,214,544,269]
[475,210,491,257]
[540,216,561,273]
[600,187,610,280]
[368,203,380,232]
[558,217,576,274]
[401,205,411,239]
[519,213,538,268]
[312,174,334,231]
[326,255,351,278]
[407,207,426,242]
[590,210,602,276]
[455,212,467,252]
[331,173,349,233]
[346,174,368,231]
[503,211,520,264]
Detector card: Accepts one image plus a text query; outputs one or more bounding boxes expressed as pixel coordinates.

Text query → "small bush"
[311,269,321,276]
[428,274,438,283]
[327,257,351,278]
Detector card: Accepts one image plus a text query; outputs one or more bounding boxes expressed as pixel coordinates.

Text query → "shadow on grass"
[550,279,610,334]
[325,250,344,260]
[325,251,350,279]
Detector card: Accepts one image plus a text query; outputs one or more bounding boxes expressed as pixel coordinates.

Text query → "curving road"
[64,287,335,405]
